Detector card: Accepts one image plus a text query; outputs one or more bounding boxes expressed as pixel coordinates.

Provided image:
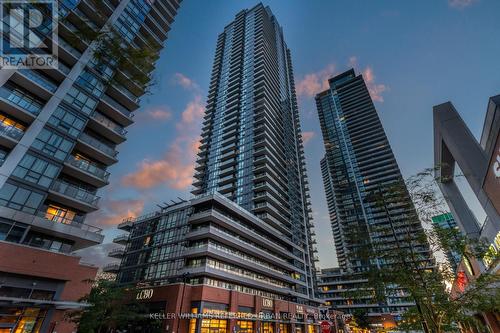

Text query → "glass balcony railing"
[101,94,132,118]
[113,84,139,104]
[39,210,102,233]
[91,111,127,136]
[0,86,43,115]
[78,132,118,158]
[18,69,58,92]
[0,120,24,141]
[66,155,110,182]
[58,37,82,58]
[50,179,100,206]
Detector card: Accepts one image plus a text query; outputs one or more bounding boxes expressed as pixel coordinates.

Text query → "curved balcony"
[0,121,24,147]
[103,263,120,273]
[48,179,100,212]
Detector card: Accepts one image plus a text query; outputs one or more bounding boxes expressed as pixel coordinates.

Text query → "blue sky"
[80,0,500,268]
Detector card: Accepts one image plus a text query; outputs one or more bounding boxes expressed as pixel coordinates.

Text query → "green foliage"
[349,167,500,333]
[67,279,162,333]
[61,1,159,95]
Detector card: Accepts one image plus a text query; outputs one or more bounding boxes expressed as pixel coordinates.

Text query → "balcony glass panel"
[78,132,117,157]
[50,179,100,206]
[66,154,110,181]
[0,84,43,115]
[0,114,25,141]
[91,111,127,135]
[18,69,58,92]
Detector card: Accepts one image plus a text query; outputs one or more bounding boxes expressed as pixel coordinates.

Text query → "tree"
[351,167,500,333]
[67,279,162,333]
[353,309,371,330]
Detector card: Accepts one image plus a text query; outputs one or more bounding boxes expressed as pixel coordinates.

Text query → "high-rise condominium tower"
[192,3,318,300]
[316,69,432,317]
[110,4,322,333]
[0,1,181,332]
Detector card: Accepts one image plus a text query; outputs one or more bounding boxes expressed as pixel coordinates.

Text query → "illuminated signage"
[136,288,154,300]
[296,305,304,314]
[262,298,273,308]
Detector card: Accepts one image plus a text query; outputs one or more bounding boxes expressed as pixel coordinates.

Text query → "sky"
[77,0,500,269]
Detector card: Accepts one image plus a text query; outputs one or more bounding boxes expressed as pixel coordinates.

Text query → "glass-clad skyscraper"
[192,3,318,300]
[0,1,181,332]
[316,69,432,318]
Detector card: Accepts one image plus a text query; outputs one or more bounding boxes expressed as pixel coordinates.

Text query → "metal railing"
[78,133,118,158]
[50,179,100,206]
[101,94,133,118]
[91,111,127,136]
[18,69,58,92]
[0,122,24,141]
[66,155,110,181]
[39,210,102,233]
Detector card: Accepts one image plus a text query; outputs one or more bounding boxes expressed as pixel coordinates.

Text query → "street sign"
[321,321,330,333]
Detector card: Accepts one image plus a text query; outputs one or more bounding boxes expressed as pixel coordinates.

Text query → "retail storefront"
[131,284,332,333]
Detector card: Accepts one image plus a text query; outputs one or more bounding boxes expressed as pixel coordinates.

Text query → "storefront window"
[0,307,46,333]
[261,322,274,333]
[236,320,254,333]
[200,318,227,333]
[279,323,290,333]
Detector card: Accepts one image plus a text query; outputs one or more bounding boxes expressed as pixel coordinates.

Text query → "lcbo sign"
[0,0,58,69]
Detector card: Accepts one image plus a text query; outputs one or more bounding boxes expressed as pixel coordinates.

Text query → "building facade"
[433,95,500,332]
[431,212,462,272]
[0,1,181,332]
[192,3,317,300]
[316,69,432,320]
[109,4,323,333]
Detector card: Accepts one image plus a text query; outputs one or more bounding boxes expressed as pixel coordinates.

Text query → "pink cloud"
[148,108,172,120]
[86,198,144,227]
[172,73,199,91]
[122,95,204,191]
[296,64,337,98]
[362,67,387,103]
[179,95,205,126]
[448,0,477,8]
[302,131,315,146]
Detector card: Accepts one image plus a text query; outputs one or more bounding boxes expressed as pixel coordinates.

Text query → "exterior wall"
[131,283,336,333]
[316,69,432,317]
[192,3,317,301]
[0,241,97,333]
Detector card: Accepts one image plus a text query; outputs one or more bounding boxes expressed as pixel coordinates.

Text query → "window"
[45,204,76,224]
[64,86,97,115]
[48,105,86,137]
[32,128,74,161]
[0,182,43,214]
[76,70,105,98]
[12,153,60,188]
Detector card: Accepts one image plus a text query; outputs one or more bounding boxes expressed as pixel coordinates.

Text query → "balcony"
[76,133,118,165]
[88,111,127,144]
[14,69,58,99]
[98,94,134,126]
[103,263,120,273]
[113,234,128,245]
[63,155,110,187]
[48,180,100,212]
[107,84,140,111]
[0,120,24,147]
[117,219,133,231]
[0,85,43,123]
[108,247,125,258]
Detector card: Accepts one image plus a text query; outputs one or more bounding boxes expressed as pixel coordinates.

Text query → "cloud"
[362,67,387,103]
[448,0,477,9]
[302,131,315,146]
[136,106,173,122]
[179,95,205,127]
[122,94,204,191]
[86,198,145,227]
[348,57,387,103]
[172,72,199,91]
[296,64,336,98]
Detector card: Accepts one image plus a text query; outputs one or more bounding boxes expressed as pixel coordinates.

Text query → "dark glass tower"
[191,3,318,300]
[316,69,432,315]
